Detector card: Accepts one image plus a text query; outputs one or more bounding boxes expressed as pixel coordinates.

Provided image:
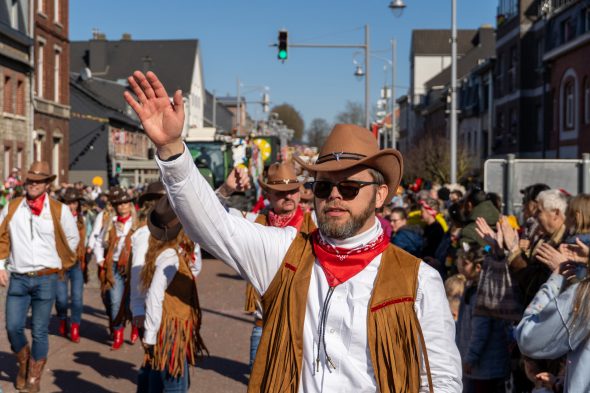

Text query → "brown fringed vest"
[76,216,86,266]
[148,249,207,377]
[100,223,134,292]
[0,196,77,270]
[248,231,433,393]
[244,212,316,313]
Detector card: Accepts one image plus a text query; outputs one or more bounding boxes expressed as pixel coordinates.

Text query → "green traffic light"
[278,50,288,60]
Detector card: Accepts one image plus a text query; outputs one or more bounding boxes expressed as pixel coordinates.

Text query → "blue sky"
[70,0,498,128]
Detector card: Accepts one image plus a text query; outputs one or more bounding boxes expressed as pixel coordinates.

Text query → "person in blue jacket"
[389,206,423,257]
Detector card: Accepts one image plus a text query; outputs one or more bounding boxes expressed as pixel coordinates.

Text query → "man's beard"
[316,194,376,240]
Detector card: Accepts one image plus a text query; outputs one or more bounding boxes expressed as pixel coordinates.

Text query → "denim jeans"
[55,262,84,324]
[147,359,189,393]
[6,273,58,360]
[108,262,125,330]
[249,325,263,370]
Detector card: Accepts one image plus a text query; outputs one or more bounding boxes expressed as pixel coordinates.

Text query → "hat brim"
[293,149,403,204]
[109,196,134,204]
[147,211,182,242]
[258,175,301,192]
[138,192,165,207]
[63,196,85,204]
[26,173,56,182]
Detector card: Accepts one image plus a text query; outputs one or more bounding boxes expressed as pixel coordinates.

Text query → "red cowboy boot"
[58,319,67,337]
[70,323,80,343]
[130,325,139,345]
[111,327,124,350]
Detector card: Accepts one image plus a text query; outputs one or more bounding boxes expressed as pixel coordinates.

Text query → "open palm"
[124,71,184,148]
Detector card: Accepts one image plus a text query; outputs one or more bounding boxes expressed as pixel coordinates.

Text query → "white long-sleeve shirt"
[157,144,462,392]
[88,210,105,253]
[130,225,202,318]
[94,215,133,266]
[0,194,80,272]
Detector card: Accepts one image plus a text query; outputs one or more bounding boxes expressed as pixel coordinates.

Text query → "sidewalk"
[0,258,251,392]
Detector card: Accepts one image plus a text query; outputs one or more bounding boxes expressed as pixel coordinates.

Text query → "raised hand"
[218,167,251,198]
[475,217,497,248]
[559,237,590,263]
[536,243,568,272]
[499,216,519,254]
[123,71,184,159]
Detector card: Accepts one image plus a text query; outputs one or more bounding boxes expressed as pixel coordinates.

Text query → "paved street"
[0,258,252,393]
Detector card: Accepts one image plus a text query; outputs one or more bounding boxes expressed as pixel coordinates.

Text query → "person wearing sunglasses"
[125,70,462,392]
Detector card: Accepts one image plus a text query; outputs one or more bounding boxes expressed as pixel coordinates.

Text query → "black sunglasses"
[312,180,379,200]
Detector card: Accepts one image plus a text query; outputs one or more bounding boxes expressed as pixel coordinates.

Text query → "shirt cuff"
[143,329,158,345]
[0,259,6,270]
[156,143,191,186]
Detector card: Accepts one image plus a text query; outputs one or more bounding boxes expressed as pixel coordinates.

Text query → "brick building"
[34,0,70,183]
[0,0,34,181]
[543,0,590,157]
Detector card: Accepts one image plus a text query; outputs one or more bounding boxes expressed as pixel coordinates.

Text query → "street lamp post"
[388,0,457,183]
[391,39,397,149]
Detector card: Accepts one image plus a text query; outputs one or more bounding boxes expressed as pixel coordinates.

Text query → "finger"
[146,71,170,99]
[127,75,149,104]
[134,70,156,99]
[123,91,144,117]
[172,90,185,117]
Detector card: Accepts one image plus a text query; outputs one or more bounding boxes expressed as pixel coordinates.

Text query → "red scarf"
[312,229,390,287]
[268,206,304,231]
[117,214,132,224]
[26,193,46,216]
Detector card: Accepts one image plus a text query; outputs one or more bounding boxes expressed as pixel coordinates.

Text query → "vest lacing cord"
[314,286,336,374]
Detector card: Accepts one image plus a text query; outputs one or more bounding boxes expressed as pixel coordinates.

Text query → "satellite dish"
[80,67,92,81]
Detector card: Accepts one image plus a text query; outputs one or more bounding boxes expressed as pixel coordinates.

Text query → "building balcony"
[538,0,579,18]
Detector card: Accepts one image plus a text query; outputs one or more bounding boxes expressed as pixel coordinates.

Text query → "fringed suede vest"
[76,216,86,266]
[244,212,316,314]
[149,250,207,378]
[248,231,433,393]
[100,223,134,292]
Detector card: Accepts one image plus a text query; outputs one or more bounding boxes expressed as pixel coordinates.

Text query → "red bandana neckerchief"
[312,229,390,287]
[26,193,46,216]
[117,214,132,224]
[268,206,304,231]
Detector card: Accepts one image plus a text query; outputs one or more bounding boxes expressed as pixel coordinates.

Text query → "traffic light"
[115,162,122,175]
[278,30,288,61]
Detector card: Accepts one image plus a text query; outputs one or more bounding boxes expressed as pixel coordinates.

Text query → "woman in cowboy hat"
[141,196,206,392]
[55,187,87,343]
[126,70,462,392]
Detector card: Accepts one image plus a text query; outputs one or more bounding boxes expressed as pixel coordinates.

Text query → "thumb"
[173,90,184,117]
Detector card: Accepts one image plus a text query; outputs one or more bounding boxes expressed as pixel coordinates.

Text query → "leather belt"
[254,318,263,327]
[15,268,61,277]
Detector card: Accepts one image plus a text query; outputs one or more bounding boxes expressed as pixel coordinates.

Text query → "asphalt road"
[0,258,252,393]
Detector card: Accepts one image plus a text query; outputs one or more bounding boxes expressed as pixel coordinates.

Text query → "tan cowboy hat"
[293,124,403,204]
[258,162,300,192]
[148,196,182,241]
[25,161,56,182]
[108,186,134,204]
[138,181,166,207]
[62,187,85,204]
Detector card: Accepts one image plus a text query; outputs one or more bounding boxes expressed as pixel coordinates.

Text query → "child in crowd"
[444,274,466,321]
[456,246,511,393]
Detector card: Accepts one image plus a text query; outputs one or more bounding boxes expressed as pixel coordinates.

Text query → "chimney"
[89,30,108,73]
[121,33,132,41]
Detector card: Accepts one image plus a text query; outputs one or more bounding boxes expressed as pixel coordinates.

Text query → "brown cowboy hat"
[26,161,56,183]
[62,187,85,204]
[108,186,134,204]
[138,181,166,207]
[258,162,300,192]
[148,196,182,241]
[293,124,403,204]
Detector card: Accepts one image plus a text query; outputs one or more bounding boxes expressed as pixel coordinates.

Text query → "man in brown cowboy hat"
[0,161,79,392]
[126,71,461,392]
[55,187,87,343]
[94,185,138,350]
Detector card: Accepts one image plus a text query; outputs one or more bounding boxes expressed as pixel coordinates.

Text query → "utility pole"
[450,0,458,184]
[236,78,241,134]
[391,39,397,149]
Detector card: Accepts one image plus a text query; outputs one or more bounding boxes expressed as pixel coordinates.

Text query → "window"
[565,80,574,129]
[585,78,590,125]
[38,0,45,14]
[54,0,60,23]
[508,46,517,92]
[10,0,19,30]
[16,79,24,115]
[496,53,504,96]
[3,146,10,180]
[585,8,590,32]
[37,41,44,98]
[52,136,61,182]
[3,76,12,113]
[53,48,61,102]
[536,105,543,143]
[561,18,574,43]
[536,38,544,69]
[16,148,22,171]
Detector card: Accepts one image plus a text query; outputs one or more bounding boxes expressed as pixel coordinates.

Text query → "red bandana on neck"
[312,229,390,287]
[117,214,132,224]
[268,206,304,231]
[26,193,46,216]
